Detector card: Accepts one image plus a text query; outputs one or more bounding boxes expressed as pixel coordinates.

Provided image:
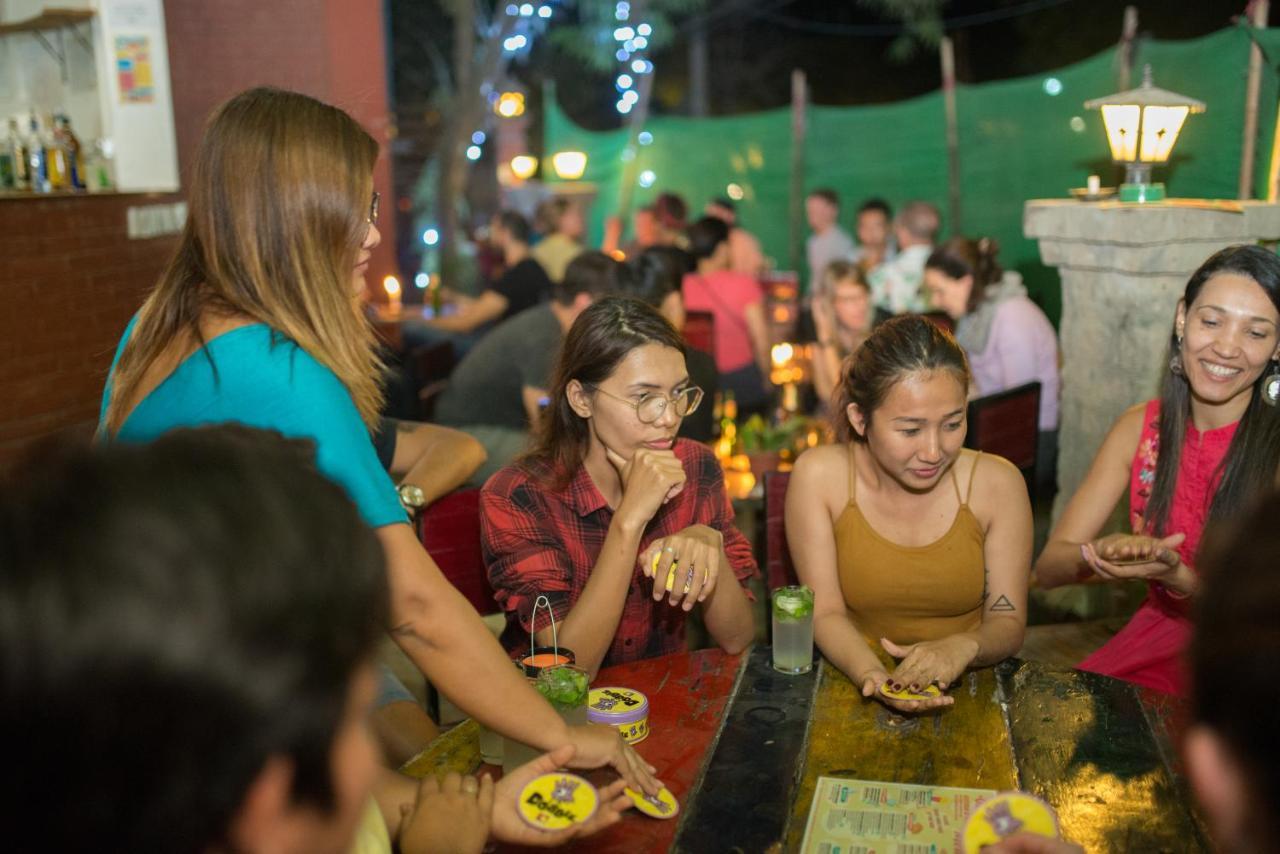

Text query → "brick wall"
[0,0,396,470]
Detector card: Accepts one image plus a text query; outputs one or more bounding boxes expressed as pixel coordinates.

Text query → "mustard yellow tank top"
[835,445,986,646]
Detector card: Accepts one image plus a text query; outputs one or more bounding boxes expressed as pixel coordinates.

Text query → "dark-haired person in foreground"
[985,488,1280,854]
[1035,244,1280,696]
[0,427,628,854]
[482,298,757,678]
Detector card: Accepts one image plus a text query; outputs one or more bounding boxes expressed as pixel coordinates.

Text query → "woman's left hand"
[640,525,724,611]
[1082,532,1185,582]
[880,635,980,694]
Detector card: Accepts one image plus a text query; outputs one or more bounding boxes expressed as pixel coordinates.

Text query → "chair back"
[965,381,1040,480]
[684,310,716,356]
[763,470,799,591]
[417,488,498,614]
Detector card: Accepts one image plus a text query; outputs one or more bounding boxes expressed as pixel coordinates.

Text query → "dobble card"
[961,791,1060,852]
[625,786,680,819]
[518,773,599,831]
[650,553,686,593]
[880,682,942,702]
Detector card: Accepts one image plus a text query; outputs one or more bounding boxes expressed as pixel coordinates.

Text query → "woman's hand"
[564,723,662,796]
[981,833,1084,853]
[491,745,632,846]
[881,636,978,696]
[859,661,954,714]
[1082,532,1185,582]
[397,772,493,854]
[812,296,837,345]
[607,445,687,529]
[640,524,724,611]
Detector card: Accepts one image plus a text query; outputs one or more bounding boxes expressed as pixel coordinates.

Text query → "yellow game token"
[517,773,599,831]
[625,786,680,820]
[650,552,685,593]
[962,791,1060,852]
[879,682,942,701]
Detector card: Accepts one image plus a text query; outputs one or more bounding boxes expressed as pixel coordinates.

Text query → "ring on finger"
[461,778,478,794]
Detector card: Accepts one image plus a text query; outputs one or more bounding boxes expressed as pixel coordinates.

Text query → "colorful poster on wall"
[115,36,155,103]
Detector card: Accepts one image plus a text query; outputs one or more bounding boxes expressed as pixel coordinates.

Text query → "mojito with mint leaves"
[771,585,814,674]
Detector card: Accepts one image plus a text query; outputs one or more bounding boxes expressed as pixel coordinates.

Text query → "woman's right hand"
[397,772,493,854]
[564,722,663,796]
[606,445,687,529]
[812,297,836,344]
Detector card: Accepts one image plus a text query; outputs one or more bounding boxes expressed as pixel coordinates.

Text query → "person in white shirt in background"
[868,200,940,315]
[805,188,856,299]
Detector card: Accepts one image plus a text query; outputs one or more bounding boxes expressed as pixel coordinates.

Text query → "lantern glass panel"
[1100,104,1140,162]
[1137,105,1190,163]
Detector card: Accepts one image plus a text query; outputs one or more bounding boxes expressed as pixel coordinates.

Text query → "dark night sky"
[537,0,1260,128]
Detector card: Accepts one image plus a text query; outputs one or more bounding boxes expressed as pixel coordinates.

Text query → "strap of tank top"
[964,451,983,506]
[846,443,857,506]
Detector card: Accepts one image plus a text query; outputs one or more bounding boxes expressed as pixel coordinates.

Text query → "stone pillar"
[1024,200,1280,520]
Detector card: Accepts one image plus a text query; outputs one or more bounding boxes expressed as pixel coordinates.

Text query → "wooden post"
[789,69,807,275]
[689,20,709,117]
[940,36,962,235]
[1239,0,1269,200]
[1117,6,1138,90]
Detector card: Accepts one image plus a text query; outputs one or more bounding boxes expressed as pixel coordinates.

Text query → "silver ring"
[664,546,676,553]
[461,777,479,794]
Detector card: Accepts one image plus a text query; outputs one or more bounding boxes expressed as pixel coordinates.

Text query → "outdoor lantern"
[551,150,588,180]
[1084,65,1205,203]
[510,155,538,181]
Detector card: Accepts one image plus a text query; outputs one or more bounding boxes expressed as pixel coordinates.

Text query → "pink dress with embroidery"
[1076,399,1238,695]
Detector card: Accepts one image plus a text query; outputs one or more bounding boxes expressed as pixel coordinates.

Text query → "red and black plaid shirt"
[481,439,757,668]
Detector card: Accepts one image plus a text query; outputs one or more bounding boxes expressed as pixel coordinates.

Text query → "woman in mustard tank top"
[786,315,1032,713]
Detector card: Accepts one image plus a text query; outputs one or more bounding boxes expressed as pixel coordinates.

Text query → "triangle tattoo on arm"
[989,595,1016,612]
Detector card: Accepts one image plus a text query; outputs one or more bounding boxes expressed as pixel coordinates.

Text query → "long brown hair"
[103,87,383,434]
[522,297,685,488]
[832,315,971,442]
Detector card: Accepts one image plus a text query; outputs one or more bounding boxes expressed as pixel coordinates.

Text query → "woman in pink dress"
[1035,244,1280,695]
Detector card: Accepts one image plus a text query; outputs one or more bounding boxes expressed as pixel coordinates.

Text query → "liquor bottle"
[0,129,12,190]
[55,114,85,189]
[8,119,30,190]
[26,114,49,193]
[45,114,68,190]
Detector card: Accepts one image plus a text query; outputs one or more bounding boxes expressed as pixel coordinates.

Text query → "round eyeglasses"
[587,384,704,424]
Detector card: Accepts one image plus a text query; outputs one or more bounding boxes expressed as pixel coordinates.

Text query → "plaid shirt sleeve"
[683,442,758,595]
[480,467,574,635]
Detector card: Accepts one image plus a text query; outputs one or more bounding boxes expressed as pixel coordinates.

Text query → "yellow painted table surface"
[784,660,1207,853]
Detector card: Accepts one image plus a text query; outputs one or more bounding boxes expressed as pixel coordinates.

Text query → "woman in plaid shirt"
[482,298,758,677]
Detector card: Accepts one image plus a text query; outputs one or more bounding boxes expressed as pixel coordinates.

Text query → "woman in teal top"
[97,88,657,811]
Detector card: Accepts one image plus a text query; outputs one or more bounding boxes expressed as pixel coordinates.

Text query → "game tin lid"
[517,772,599,831]
[587,687,650,726]
[962,791,1061,852]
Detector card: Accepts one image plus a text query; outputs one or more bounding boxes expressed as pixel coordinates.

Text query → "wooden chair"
[965,381,1041,484]
[763,471,799,591]
[684,310,716,357]
[417,488,498,615]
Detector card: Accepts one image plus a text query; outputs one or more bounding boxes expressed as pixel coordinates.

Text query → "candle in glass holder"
[383,275,402,313]
[1086,174,1101,196]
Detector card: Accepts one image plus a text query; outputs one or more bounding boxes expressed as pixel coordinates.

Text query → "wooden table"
[404,647,1207,852]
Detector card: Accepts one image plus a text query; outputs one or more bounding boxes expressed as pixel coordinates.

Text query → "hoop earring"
[1262,358,1280,407]
[1168,334,1185,377]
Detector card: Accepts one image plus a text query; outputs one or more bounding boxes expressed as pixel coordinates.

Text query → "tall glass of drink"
[772,585,814,674]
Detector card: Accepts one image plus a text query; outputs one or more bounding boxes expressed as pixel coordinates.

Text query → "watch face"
[398,485,426,508]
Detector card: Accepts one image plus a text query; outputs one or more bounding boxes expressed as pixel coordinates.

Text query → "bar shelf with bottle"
[0,1,178,200]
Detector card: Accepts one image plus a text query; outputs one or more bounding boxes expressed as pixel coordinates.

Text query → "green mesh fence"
[545,25,1280,327]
